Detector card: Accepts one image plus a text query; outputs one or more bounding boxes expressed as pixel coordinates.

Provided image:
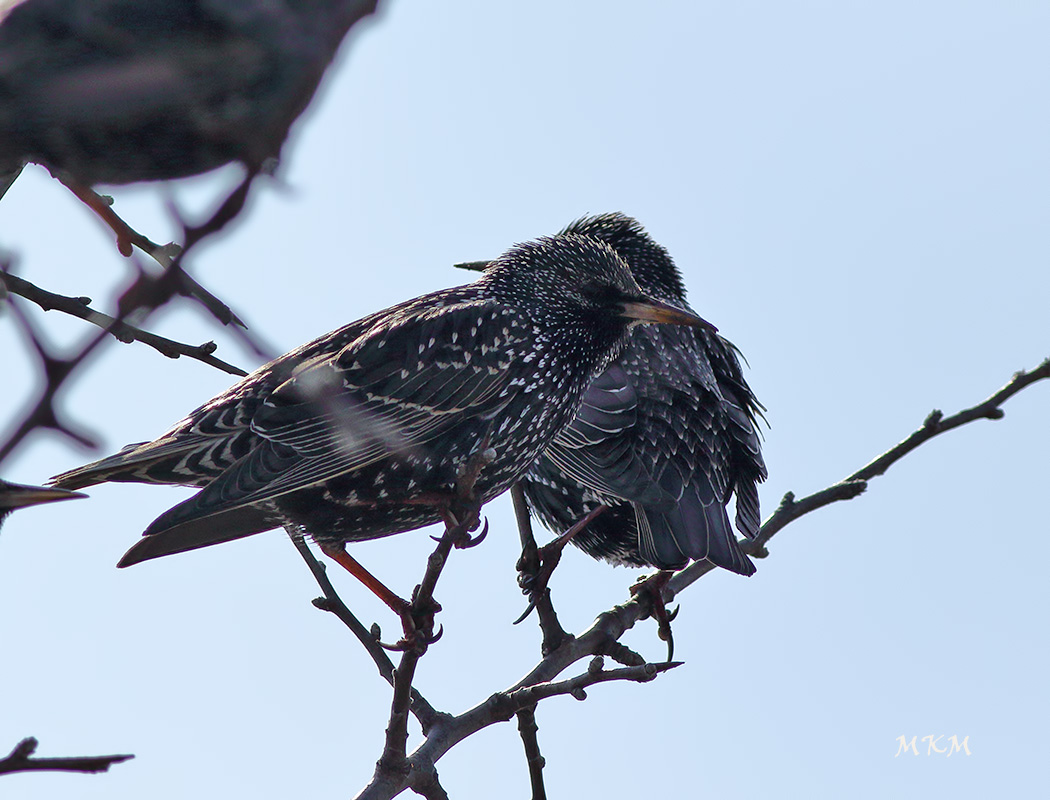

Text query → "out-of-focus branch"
[0,165,278,466]
[0,737,132,776]
[54,172,248,330]
[1,270,247,376]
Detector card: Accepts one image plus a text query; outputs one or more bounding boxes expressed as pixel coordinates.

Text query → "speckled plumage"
[52,234,707,567]
[520,213,767,573]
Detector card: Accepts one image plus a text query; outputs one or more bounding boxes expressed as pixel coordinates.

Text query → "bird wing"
[541,363,677,510]
[141,300,530,535]
[49,296,451,490]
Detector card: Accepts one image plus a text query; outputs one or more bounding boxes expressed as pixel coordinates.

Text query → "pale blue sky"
[1,2,1047,798]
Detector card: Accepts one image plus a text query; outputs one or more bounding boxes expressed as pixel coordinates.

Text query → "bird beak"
[2,483,86,510]
[618,298,718,332]
[453,260,492,273]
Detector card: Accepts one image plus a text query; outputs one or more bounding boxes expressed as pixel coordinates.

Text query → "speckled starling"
[472,214,767,575]
[0,479,83,530]
[50,235,713,585]
[0,0,375,187]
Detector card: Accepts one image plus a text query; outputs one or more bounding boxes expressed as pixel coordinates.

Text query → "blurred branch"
[0,163,280,466]
[0,737,132,776]
[54,171,248,329]
[1,270,247,376]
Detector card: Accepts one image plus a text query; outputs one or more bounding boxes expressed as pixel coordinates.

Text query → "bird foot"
[431,510,488,549]
[514,505,607,624]
[374,593,444,652]
[630,570,679,662]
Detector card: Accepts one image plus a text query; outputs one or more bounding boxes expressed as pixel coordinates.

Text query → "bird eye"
[579,283,621,305]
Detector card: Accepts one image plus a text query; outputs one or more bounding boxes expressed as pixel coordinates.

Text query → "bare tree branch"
[53,172,249,329]
[670,356,1050,593]
[1,270,247,376]
[345,358,1049,798]
[516,706,546,800]
[0,737,132,776]
[291,534,445,734]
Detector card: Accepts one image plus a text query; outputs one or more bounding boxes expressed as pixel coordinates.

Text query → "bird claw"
[512,596,538,626]
[630,571,678,662]
[655,607,677,663]
[455,516,488,549]
[377,624,444,652]
[513,505,607,624]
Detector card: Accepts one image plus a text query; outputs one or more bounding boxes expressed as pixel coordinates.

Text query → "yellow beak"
[619,298,718,332]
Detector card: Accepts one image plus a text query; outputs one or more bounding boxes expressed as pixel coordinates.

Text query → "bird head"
[478,234,714,339]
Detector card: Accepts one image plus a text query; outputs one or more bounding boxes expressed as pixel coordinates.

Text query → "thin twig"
[516,707,546,800]
[357,659,679,800]
[0,169,272,465]
[1,271,247,376]
[0,737,133,776]
[290,534,445,734]
[54,172,247,329]
[352,360,1050,799]
[670,356,1050,595]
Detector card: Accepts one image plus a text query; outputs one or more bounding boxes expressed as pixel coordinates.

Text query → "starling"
[462,213,767,575]
[0,479,83,530]
[0,0,376,187]
[50,235,713,611]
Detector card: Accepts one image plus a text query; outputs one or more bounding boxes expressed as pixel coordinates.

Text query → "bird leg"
[425,436,494,548]
[630,570,679,662]
[514,504,608,625]
[318,542,440,646]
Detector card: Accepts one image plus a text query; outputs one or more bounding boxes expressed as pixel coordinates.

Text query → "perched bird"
[0,479,83,530]
[0,0,376,188]
[51,235,712,613]
[462,213,767,576]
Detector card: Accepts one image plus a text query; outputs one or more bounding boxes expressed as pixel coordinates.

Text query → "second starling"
[460,214,766,576]
[51,235,713,612]
[522,214,767,575]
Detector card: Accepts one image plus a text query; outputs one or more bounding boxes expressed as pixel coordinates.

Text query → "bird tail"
[50,439,206,490]
[637,490,756,576]
[117,504,277,567]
